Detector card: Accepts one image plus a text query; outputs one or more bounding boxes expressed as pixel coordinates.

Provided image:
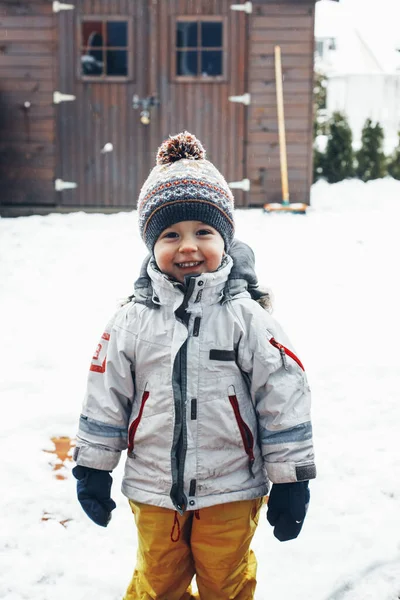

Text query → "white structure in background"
[315,0,400,152]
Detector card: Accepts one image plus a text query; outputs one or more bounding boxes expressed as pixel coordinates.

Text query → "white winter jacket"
[74,249,316,513]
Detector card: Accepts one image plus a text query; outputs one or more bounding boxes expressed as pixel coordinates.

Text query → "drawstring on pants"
[170,511,181,542]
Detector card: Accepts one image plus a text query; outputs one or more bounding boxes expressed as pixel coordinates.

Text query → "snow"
[1,177,400,600]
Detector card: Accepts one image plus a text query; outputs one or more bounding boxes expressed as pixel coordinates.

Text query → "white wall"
[327,74,400,152]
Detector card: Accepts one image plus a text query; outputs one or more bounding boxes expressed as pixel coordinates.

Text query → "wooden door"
[56,0,248,209]
[151,0,248,207]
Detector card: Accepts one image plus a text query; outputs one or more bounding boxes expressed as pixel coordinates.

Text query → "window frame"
[171,16,228,83]
[77,15,134,82]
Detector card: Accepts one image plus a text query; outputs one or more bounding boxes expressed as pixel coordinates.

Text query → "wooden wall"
[0,1,56,208]
[248,1,315,205]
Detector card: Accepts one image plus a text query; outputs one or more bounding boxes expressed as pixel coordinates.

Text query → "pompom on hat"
[137,131,235,251]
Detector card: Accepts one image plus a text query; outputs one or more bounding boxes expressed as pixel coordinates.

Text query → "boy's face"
[153,220,225,283]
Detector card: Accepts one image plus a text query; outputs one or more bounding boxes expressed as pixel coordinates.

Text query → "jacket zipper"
[127,390,150,456]
[269,337,305,371]
[228,392,255,478]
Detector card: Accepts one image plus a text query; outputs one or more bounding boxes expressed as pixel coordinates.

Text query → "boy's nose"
[179,237,198,252]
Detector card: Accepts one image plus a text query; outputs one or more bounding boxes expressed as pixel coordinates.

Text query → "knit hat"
[137,131,235,251]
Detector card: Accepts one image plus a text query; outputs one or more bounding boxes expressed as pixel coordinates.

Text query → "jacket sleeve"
[237,301,316,484]
[73,304,135,471]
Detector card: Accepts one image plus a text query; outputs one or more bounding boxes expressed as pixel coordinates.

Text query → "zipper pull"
[278,346,289,371]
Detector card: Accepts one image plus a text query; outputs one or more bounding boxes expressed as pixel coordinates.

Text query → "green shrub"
[356,119,387,181]
[324,111,355,183]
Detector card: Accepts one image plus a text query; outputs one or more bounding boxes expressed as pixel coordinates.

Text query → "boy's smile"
[153,220,225,283]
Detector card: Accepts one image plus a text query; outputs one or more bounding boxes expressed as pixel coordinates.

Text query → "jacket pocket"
[267,331,305,372]
[128,389,150,457]
[228,386,255,478]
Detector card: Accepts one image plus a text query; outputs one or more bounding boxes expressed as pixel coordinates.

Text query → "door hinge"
[230,2,252,14]
[53,1,75,12]
[228,178,250,192]
[53,91,76,104]
[55,179,77,192]
[228,93,251,106]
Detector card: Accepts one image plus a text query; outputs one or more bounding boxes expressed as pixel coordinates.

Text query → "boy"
[73,131,316,600]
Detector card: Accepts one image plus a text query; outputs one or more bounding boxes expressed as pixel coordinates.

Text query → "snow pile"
[1,178,400,600]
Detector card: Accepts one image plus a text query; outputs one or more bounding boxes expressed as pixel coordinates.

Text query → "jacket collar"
[145,256,233,309]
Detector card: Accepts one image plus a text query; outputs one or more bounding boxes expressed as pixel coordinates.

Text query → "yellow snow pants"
[123,497,263,600]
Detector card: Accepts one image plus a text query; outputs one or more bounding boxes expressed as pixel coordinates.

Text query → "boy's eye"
[163,231,179,239]
[197,229,212,236]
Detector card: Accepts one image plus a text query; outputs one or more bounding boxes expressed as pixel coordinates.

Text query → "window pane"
[201,22,222,48]
[82,21,104,47]
[176,50,198,76]
[176,22,197,48]
[106,50,128,76]
[201,50,222,76]
[107,21,127,47]
[81,48,104,76]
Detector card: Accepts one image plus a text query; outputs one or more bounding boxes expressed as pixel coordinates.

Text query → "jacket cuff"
[266,461,317,483]
[73,443,121,471]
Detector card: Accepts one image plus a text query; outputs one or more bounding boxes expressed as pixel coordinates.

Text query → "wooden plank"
[249,130,309,144]
[251,42,312,55]
[0,144,55,168]
[2,165,53,179]
[0,3,53,17]
[249,104,310,119]
[251,28,311,43]
[0,91,53,106]
[0,55,54,67]
[0,41,55,54]
[0,28,54,42]
[0,129,54,143]
[247,143,308,162]
[250,79,311,93]
[250,67,311,81]
[0,118,54,133]
[253,4,313,16]
[0,66,53,80]
[0,180,55,206]
[251,54,314,68]
[249,118,311,132]
[252,93,309,106]
[252,16,313,29]
[0,16,53,28]
[0,79,53,92]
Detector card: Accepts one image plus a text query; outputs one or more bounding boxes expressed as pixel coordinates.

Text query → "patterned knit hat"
[137,131,235,251]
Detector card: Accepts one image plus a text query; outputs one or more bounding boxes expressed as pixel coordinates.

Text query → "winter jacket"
[74,244,316,514]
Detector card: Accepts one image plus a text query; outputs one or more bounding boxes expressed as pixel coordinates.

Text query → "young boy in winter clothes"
[72,132,316,600]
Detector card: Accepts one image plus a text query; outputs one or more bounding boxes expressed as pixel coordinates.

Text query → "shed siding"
[0,2,56,207]
[248,1,315,205]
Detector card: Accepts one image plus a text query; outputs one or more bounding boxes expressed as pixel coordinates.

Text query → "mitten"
[72,465,116,527]
[267,481,310,542]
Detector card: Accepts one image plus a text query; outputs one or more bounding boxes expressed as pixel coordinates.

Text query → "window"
[173,17,227,81]
[79,17,132,80]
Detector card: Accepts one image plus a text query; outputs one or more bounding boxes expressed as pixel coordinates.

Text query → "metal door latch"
[228,178,250,191]
[53,1,75,12]
[228,93,251,105]
[230,2,252,14]
[55,179,77,191]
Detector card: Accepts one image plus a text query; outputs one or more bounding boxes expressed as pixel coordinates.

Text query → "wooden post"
[274,46,290,204]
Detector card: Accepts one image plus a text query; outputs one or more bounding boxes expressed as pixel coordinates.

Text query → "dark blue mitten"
[267,481,310,542]
[72,465,116,527]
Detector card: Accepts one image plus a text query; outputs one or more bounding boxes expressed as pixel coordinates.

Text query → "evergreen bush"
[324,112,355,183]
[356,119,387,181]
[387,131,400,180]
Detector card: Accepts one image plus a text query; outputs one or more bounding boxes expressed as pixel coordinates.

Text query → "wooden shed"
[0,0,320,217]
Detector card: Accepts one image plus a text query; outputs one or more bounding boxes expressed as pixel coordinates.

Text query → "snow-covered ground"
[1,178,400,600]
